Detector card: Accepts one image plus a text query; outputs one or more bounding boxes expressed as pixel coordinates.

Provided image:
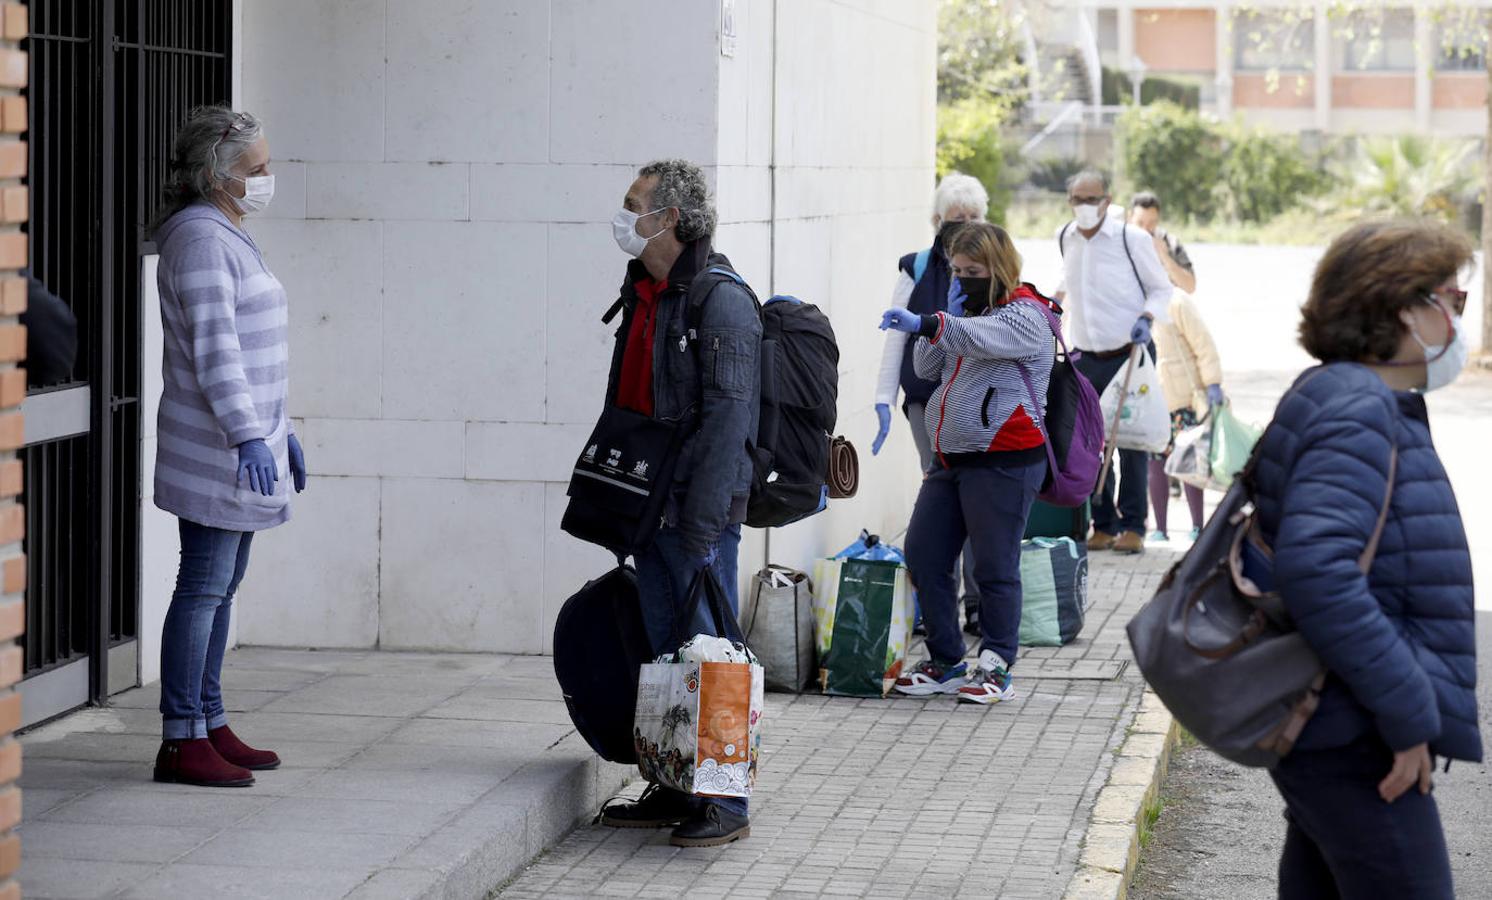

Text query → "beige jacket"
[1153,290,1222,414]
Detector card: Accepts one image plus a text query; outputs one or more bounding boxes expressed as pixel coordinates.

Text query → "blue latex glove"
[880,309,922,334]
[694,544,719,573]
[872,403,892,456]
[1206,384,1226,408]
[237,439,278,497]
[1130,315,1153,346]
[287,433,308,493]
[946,276,967,317]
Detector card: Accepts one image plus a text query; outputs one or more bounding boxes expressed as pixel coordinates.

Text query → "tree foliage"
[936,96,1011,225]
[1117,102,1226,222]
[937,0,1028,110]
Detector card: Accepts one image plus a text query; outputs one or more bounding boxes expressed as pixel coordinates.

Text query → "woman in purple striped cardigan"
[149,106,305,788]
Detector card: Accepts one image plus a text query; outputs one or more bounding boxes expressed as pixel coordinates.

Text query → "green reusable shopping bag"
[1208,405,1263,491]
[822,558,900,697]
[1018,538,1090,647]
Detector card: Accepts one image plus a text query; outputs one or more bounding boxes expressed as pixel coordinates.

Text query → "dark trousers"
[905,402,978,603]
[1269,738,1455,900]
[1074,347,1153,536]
[904,459,1045,668]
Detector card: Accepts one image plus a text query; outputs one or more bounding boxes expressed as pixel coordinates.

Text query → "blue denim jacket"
[604,238,761,558]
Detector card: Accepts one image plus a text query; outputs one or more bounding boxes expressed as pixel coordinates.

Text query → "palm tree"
[1337,136,1478,221]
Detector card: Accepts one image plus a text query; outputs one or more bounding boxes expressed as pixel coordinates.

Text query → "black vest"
[895,238,951,408]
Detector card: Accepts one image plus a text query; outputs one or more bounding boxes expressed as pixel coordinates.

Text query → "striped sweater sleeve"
[173,237,264,447]
[927,304,1050,362]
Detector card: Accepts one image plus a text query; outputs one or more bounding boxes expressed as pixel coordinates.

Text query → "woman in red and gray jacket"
[879,222,1056,704]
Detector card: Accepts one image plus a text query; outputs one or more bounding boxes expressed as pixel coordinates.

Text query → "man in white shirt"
[1055,170,1173,554]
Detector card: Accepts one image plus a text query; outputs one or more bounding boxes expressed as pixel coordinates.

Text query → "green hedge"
[1221,124,1329,223]
[1117,101,1328,224]
[1101,69,1201,110]
[1117,102,1224,221]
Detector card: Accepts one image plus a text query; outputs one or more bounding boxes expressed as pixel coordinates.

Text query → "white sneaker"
[956,650,1016,705]
[892,659,970,696]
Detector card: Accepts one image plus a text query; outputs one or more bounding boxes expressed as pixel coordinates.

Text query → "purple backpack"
[1015,300,1103,508]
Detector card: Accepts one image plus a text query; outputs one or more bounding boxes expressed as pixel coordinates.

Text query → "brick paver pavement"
[499,550,1176,900]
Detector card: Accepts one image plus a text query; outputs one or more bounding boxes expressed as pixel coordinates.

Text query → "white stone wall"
[215,0,935,656]
[717,0,937,577]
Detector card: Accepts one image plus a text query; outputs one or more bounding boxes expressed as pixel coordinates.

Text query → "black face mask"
[956,276,1001,316]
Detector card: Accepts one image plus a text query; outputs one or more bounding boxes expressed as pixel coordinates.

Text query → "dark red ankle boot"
[209,724,281,770]
[154,738,255,787]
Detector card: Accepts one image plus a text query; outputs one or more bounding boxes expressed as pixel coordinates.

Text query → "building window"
[1234,10,1315,71]
[1337,9,1416,72]
[1435,12,1488,71]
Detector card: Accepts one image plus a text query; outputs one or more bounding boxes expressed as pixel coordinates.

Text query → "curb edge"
[1061,689,1181,900]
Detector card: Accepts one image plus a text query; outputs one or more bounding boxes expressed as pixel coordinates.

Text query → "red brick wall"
[1134,9,1216,73]
[1234,72,1315,108]
[1331,73,1415,109]
[1433,73,1487,109]
[0,3,22,898]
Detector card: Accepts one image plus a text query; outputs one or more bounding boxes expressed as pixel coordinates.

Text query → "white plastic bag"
[672,635,757,666]
[1099,351,1170,453]
[1164,416,1218,491]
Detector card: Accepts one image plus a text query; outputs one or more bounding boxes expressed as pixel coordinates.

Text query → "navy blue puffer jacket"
[1251,363,1480,762]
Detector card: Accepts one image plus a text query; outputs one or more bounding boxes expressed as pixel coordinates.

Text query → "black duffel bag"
[552,565,653,764]
[561,404,687,557]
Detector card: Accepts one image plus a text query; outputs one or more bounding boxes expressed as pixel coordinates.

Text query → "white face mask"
[1410,312,1468,392]
[231,174,275,215]
[612,208,669,258]
[1073,202,1104,230]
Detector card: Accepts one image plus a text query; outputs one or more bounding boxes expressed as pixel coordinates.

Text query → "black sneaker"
[597,784,694,829]
[962,595,980,636]
[669,804,751,847]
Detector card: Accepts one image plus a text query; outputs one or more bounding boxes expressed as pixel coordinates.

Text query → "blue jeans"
[1270,737,1454,899]
[1075,347,1155,535]
[905,459,1045,668]
[160,519,254,740]
[635,523,747,819]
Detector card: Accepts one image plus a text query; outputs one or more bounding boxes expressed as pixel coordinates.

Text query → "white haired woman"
[149,105,306,787]
[872,172,988,629]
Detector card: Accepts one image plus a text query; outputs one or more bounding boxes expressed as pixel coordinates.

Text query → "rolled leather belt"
[827,435,859,499]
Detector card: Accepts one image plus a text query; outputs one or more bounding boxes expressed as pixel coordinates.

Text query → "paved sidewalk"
[18,650,630,899]
[500,550,1176,900]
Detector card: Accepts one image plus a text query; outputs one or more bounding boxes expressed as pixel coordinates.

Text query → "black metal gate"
[22,0,231,724]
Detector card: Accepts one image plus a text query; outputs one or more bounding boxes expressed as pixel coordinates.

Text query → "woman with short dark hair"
[1249,219,1479,898]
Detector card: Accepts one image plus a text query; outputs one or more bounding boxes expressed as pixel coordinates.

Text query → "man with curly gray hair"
[595,160,760,847]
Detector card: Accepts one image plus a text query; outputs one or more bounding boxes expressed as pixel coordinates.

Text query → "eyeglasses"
[1070,195,1105,205]
[1427,288,1467,316]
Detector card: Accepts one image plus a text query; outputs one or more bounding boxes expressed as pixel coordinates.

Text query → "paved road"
[1131,614,1492,900]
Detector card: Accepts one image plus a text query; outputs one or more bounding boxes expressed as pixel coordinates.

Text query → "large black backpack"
[551,566,651,764]
[689,268,840,529]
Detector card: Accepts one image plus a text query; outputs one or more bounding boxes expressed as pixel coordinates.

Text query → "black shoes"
[597,784,694,829]
[962,595,981,636]
[669,804,751,848]
[598,786,751,847]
